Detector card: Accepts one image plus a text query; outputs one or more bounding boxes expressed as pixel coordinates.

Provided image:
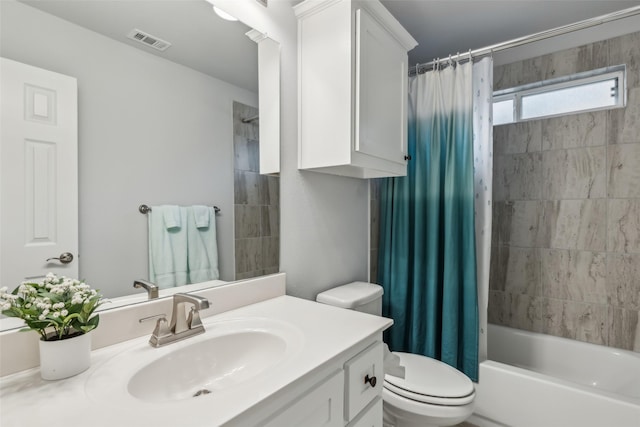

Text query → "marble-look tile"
[487,290,503,324]
[235,270,264,280]
[608,87,640,145]
[370,178,382,200]
[493,152,542,201]
[609,31,640,90]
[541,111,606,151]
[540,200,606,251]
[234,205,261,239]
[234,170,261,205]
[542,147,606,199]
[608,306,639,352]
[493,62,519,91]
[608,142,640,198]
[263,266,279,275]
[370,197,380,250]
[488,290,506,325]
[261,237,279,270]
[260,175,280,207]
[370,249,378,284]
[540,249,607,304]
[494,57,545,90]
[232,101,259,140]
[493,121,542,155]
[233,135,259,173]
[490,245,540,296]
[489,245,505,291]
[606,253,640,311]
[542,298,607,345]
[261,205,280,238]
[493,291,543,332]
[540,41,608,81]
[607,199,640,253]
[235,238,262,274]
[493,201,544,247]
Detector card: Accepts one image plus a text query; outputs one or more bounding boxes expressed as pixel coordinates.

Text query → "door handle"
[46,252,74,264]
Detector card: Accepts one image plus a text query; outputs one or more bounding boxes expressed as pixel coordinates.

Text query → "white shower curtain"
[472,57,493,363]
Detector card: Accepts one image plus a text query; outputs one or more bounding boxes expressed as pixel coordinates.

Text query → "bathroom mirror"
[0,0,280,328]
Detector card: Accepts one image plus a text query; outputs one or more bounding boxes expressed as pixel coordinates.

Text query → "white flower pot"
[38,332,92,380]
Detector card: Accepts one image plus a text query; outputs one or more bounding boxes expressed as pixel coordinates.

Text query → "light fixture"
[213,5,238,21]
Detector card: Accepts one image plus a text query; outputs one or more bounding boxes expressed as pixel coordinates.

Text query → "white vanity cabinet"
[294,0,418,179]
[233,335,385,427]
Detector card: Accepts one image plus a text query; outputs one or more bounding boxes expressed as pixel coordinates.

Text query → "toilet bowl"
[316,282,476,427]
[382,352,475,427]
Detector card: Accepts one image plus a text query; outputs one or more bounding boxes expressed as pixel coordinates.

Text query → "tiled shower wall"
[233,101,280,280]
[489,31,640,352]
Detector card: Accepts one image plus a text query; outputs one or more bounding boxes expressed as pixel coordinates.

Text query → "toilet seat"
[384,352,475,406]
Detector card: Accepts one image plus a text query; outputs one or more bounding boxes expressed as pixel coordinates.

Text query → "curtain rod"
[411,5,640,75]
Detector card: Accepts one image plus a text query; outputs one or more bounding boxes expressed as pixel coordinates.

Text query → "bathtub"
[469,324,640,427]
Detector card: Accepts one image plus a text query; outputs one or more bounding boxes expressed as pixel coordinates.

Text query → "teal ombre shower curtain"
[378,58,492,381]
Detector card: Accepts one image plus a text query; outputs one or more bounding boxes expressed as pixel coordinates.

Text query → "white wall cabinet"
[295,0,417,179]
[247,30,281,175]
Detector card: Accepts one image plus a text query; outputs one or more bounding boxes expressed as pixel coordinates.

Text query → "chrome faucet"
[148,293,210,347]
[133,279,159,300]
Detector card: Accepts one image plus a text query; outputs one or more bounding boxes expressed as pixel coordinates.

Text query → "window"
[493,65,626,125]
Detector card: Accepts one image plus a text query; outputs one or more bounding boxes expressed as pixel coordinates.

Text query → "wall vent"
[126,29,171,52]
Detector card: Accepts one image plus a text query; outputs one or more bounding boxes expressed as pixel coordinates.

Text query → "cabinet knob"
[404,155,412,161]
[364,374,377,388]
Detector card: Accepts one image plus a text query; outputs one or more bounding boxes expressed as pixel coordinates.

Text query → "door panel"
[1,57,78,287]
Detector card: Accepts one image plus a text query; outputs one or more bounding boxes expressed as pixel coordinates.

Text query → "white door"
[1,57,78,288]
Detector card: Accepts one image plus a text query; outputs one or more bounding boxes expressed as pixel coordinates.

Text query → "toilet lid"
[384,352,474,404]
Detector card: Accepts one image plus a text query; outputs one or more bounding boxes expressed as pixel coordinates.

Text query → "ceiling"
[16,0,640,92]
[19,0,259,92]
[380,0,640,65]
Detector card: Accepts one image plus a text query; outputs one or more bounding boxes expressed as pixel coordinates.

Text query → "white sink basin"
[128,330,288,402]
[85,317,304,405]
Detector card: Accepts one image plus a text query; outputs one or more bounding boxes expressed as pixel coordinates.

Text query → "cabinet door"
[347,397,383,427]
[263,370,344,427]
[354,8,407,167]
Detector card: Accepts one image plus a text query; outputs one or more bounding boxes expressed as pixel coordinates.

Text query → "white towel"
[192,205,210,229]
[186,206,219,283]
[148,205,188,288]
[163,205,182,229]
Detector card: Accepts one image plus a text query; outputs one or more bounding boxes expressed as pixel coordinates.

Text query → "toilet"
[316,282,475,427]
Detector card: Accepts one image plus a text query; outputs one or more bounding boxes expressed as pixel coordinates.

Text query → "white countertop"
[0,295,392,427]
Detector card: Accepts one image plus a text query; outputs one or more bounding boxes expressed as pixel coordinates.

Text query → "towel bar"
[139,204,220,214]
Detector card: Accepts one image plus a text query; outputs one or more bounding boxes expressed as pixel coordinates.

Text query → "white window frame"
[493,64,626,125]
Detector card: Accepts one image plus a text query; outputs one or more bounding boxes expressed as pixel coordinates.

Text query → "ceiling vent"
[256,0,267,6]
[126,29,171,52]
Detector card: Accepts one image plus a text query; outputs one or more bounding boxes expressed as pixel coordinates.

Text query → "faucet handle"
[149,317,172,347]
[187,307,204,329]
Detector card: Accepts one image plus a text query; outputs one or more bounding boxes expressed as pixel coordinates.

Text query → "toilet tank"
[315,282,383,316]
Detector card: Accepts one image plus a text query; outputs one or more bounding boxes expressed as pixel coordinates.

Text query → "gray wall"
[1,2,258,297]
[490,31,640,352]
[233,101,280,280]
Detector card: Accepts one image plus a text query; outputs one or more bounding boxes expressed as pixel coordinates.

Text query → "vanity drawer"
[344,341,384,421]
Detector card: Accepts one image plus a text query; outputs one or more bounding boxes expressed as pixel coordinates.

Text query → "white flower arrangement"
[0,273,105,341]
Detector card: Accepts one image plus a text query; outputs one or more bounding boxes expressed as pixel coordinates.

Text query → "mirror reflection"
[0,0,279,316]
